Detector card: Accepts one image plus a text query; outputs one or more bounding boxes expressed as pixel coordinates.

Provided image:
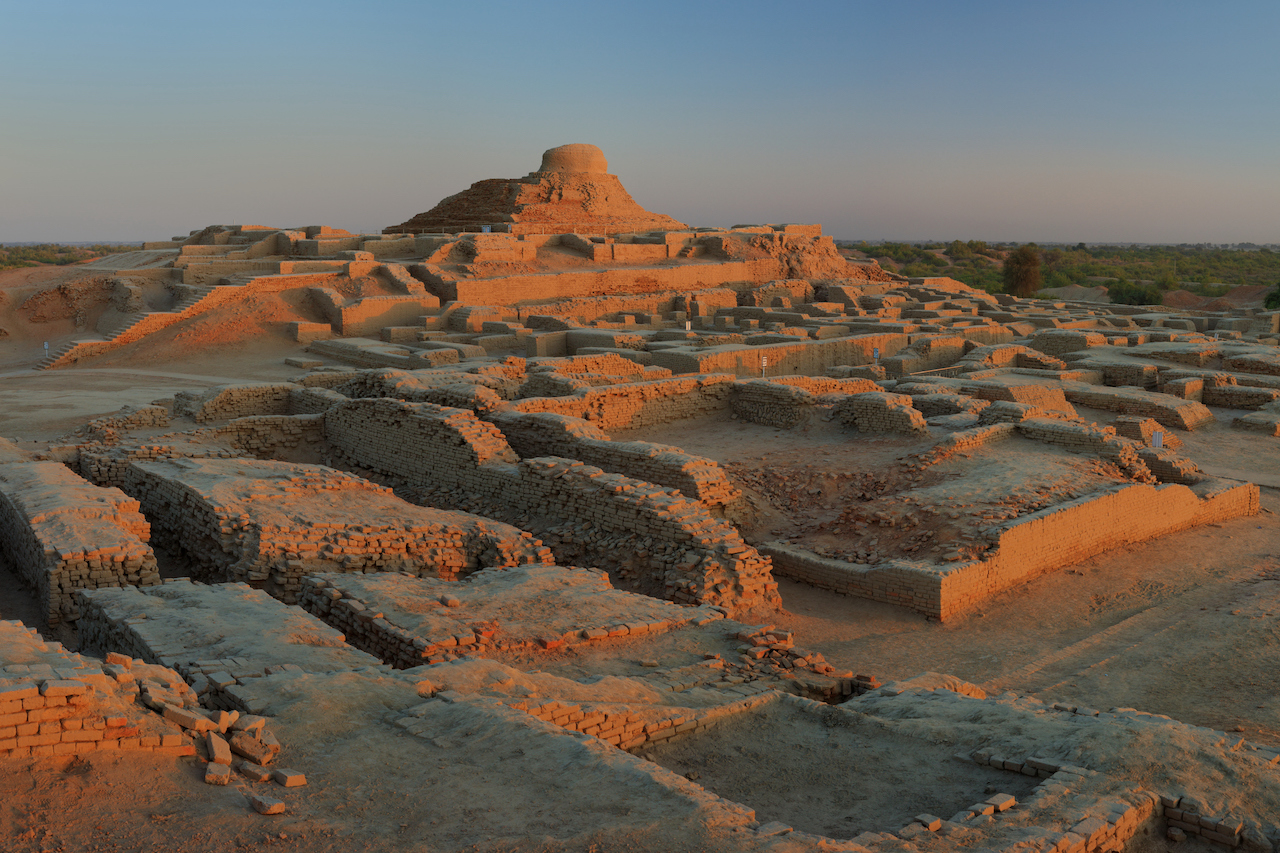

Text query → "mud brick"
[915,814,943,831]
[272,768,306,787]
[206,732,233,765]
[205,763,231,786]
[163,705,216,733]
[247,794,286,815]
[39,680,87,697]
[230,730,279,765]
[231,714,266,736]
[104,652,132,667]
[236,760,272,782]
[0,712,26,728]
[0,685,38,702]
[986,793,1017,812]
[61,730,103,742]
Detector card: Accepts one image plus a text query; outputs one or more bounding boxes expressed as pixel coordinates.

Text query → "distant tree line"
[0,243,141,272]
[841,240,1280,304]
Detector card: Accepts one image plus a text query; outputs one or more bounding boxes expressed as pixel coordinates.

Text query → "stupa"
[384,143,688,236]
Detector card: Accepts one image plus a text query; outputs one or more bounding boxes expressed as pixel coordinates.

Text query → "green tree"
[1003,244,1042,296]
[1265,282,1280,310]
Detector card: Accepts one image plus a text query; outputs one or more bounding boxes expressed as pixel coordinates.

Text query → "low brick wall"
[116,456,548,603]
[174,383,299,423]
[323,398,779,613]
[0,462,159,624]
[1062,383,1215,430]
[511,373,736,431]
[833,392,929,434]
[763,478,1257,620]
[0,619,193,760]
[489,410,740,508]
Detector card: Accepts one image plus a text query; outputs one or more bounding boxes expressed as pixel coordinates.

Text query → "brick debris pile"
[0,461,159,624]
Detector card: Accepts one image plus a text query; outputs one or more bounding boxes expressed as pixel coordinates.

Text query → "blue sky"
[2,1,1277,243]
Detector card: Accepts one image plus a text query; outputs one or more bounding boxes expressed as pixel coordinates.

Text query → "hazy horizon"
[4,1,1278,245]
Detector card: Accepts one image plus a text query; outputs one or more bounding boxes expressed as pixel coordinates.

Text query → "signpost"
[1153,431,1164,448]
[873,347,880,366]
[761,355,768,376]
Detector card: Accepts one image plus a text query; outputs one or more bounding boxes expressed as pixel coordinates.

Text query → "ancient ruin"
[2,145,1280,852]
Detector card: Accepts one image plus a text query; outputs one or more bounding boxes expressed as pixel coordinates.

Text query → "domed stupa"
[384,144,687,236]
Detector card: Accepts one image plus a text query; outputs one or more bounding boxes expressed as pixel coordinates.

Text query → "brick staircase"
[37,281,229,370]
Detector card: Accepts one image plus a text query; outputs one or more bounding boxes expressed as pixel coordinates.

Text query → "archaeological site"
[3,143,1280,852]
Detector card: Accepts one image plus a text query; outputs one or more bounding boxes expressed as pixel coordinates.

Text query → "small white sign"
[1153,431,1164,448]
[685,320,691,331]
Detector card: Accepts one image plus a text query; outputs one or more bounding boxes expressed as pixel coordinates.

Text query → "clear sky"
[3,0,1277,244]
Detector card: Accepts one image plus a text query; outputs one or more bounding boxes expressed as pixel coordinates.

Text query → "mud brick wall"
[1062,384,1215,430]
[511,373,736,431]
[297,570,708,670]
[729,380,816,428]
[766,478,1257,620]
[324,398,779,613]
[647,332,911,377]
[76,582,380,714]
[729,377,881,429]
[1202,384,1280,409]
[1014,418,1150,478]
[288,386,347,414]
[0,620,191,759]
[834,392,929,434]
[488,411,740,508]
[332,366,516,402]
[185,414,325,459]
[1113,415,1183,449]
[907,393,991,417]
[0,462,159,624]
[118,457,548,602]
[73,405,171,444]
[960,381,1078,417]
[937,480,1259,620]
[174,383,300,423]
[1137,447,1201,484]
[1029,330,1109,355]
[79,444,245,489]
[1233,412,1280,436]
[908,423,1017,470]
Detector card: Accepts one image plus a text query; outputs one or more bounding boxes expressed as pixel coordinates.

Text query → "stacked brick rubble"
[0,461,159,624]
[116,456,548,603]
[0,619,192,759]
[833,392,929,434]
[324,398,780,613]
[489,410,740,508]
